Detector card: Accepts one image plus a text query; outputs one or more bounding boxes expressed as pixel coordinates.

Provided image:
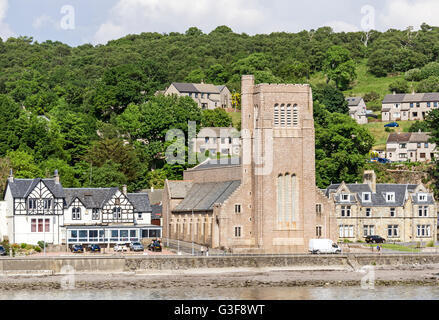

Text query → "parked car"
[309,239,341,254]
[147,240,162,252]
[88,244,101,252]
[130,242,144,252]
[384,122,399,128]
[71,244,84,253]
[370,157,391,164]
[113,244,128,252]
[365,235,386,243]
[0,245,7,256]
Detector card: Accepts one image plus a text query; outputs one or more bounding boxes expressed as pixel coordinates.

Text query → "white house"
[1,170,161,246]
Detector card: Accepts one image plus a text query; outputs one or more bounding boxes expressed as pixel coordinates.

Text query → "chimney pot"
[122,185,127,195]
[54,169,60,184]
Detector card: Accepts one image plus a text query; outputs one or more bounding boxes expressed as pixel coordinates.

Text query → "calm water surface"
[1,286,439,300]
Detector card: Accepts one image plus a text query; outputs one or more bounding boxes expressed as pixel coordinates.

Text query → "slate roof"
[172,82,198,93]
[197,127,240,137]
[346,97,363,107]
[191,157,241,170]
[193,83,220,94]
[144,189,163,205]
[167,181,193,199]
[171,82,225,94]
[63,188,118,209]
[127,193,152,213]
[7,178,65,198]
[387,132,432,144]
[324,183,431,207]
[383,93,439,104]
[173,180,241,213]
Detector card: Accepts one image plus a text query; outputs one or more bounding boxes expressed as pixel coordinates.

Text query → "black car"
[0,245,6,256]
[365,235,386,243]
[71,244,84,253]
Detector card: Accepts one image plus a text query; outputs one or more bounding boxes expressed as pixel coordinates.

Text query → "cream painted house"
[386,132,437,163]
[164,82,231,109]
[324,170,437,243]
[382,92,439,122]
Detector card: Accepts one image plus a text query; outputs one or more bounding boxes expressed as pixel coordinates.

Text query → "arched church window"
[293,104,299,127]
[286,104,292,127]
[274,104,279,127]
[280,104,286,127]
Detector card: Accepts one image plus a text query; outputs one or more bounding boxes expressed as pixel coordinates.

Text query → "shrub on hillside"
[363,91,380,103]
[405,68,423,82]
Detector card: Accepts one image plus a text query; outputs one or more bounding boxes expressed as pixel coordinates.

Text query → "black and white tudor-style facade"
[0,171,161,245]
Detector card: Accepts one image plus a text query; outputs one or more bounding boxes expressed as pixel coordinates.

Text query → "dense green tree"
[312,83,349,114]
[416,76,439,92]
[201,108,233,127]
[323,45,356,90]
[388,79,409,93]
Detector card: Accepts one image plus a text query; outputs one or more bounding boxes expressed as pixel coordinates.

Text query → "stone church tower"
[162,75,336,254]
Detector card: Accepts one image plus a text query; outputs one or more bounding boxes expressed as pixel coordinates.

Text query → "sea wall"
[0,254,438,274]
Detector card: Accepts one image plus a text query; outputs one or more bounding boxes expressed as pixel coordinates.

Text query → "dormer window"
[386,192,395,202]
[363,192,371,202]
[341,194,349,202]
[418,193,427,202]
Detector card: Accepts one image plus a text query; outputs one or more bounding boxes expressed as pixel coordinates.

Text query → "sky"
[0,0,438,46]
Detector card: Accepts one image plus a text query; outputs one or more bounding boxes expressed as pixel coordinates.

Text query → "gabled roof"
[167,181,193,199]
[324,183,430,207]
[171,82,198,93]
[346,97,363,107]
[383,92,439,104]
[127,193,152,213]
[190,157,241,170]
[7,178,65,198]
[63,188,118,209]
[144,189,163,205]
[387,133,412,144]
[173,180,241,212]
[409,132,432,143]
[171,82,227,95]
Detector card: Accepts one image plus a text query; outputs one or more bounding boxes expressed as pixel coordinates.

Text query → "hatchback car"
[113,244,128,252]
[130,242,144,252]
[89,244,101,252]
[384,122,399,128]
[365,235,386,243]
[71,244,84,253]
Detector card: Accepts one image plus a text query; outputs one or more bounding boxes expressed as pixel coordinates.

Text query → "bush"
[385,127,395,133]
[34,246,41,253]
[389,79,409,93]
[37,241,48,249]
[427,240,435,247]
[363,91,380,103]
[343,239,352,243]
[20,243,27,249]
[405,68,423,81]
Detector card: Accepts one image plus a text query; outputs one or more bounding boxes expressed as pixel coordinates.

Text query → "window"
[115,198,121,206]
[387,225,399,238]
[363,192,371,202]
[418,206,428,217]
[399,153,407,159]
[341,206,351,217]
[418,143,422,148]
[417,103,420,108]
[234,204,241,214]
[413,112,418,117]
[113,207,122,219]
[28,198,37,210]
[72,208,81,220]
[205,137,209,143]
[274,104,280,126]
[234,226,242,238]
[138,213,143,219]
[92,209,100,220]
[316,204,322,214]
[32,218,49,233]
[339,225,354,238]
[363,225,375,237]
[390,208,396,217]
[386,193,395,202]
[410,103,414,108]
[286,104,292,127]
[341,194,349,202]
[399,143,407,149]
[435,102,438,108]
[418,193,427,202]
[43,199,52,210]
[293,104,299,127]
[316,226,322,238]
[425,143,429,148]
[365,208,371,217]
[417,225,431,237]
[428,102,431,108]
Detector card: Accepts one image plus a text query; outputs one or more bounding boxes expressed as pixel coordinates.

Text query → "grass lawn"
[228,111,241,128]
[367,243,421,252]
[362,120,417,149]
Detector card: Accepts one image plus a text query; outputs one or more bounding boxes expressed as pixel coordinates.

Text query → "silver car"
[130,242,144,252]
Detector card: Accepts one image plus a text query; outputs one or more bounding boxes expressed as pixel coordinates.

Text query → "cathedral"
[162,75,336,253]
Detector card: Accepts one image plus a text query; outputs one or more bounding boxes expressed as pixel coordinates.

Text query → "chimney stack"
[151,186,154,192]
[8,169,13,183]
[54,170,60,184]
[122,185,127,195]
[363,170,377,193]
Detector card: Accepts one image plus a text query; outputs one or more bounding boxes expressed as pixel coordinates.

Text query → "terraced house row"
[0,170,161,246]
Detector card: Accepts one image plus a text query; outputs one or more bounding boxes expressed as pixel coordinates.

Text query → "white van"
[309,239,341,254]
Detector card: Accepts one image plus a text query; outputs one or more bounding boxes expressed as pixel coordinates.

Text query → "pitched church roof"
[173,180,241,212]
